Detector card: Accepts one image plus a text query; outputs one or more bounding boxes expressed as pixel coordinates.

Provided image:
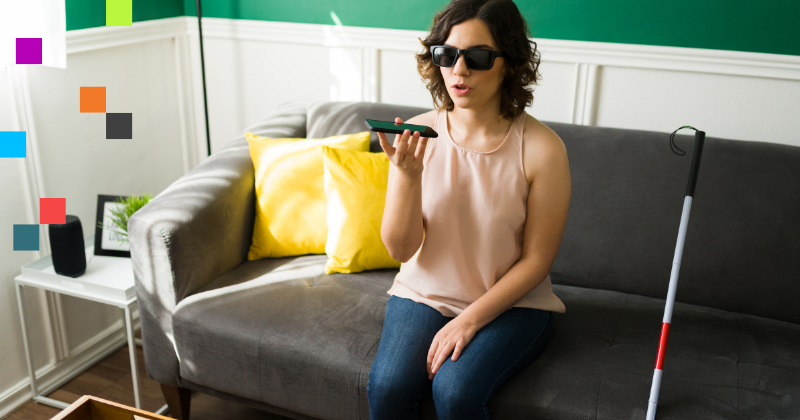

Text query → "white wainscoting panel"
[527,60,579,124]
[0,19,191,417]
[24,38,187,352]
[202,37,364,149]
[0,67,60,412]
[595,66,800,143]
[379,49,431,110]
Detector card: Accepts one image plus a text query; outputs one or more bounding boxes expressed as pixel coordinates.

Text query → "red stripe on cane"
[655,322,671,370]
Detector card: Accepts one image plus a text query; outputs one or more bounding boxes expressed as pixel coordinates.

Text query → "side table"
[13,235,167,415]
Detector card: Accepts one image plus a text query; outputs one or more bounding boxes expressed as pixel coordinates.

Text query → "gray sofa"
[128,101,800,420]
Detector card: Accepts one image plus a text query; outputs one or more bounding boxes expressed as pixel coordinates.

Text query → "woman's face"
[440,18,505,112]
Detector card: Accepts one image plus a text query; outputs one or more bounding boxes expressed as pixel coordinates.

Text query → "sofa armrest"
[128,101,307,386]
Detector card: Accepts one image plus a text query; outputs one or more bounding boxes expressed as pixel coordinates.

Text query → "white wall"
[25,38,187,351]
[195,19,800,149]
[0,20,195,418]
[594,66,800,141]
[0,67,54,405]
[2,15,799,417]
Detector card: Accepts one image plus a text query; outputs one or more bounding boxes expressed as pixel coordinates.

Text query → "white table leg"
[15,283,39,398]
[124,305,142,409]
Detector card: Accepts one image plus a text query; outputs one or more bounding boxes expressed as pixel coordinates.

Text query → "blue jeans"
[367,295,554,420]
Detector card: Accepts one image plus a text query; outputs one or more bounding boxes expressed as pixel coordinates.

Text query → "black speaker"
[49,215,87,278]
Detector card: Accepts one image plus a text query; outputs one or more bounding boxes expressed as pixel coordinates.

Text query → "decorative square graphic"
[106,113,132,139]
[16,38,42,64]
[41,198,66,224]
[80,87,106,113]
[0,132,26,158]
[107,0,133,26]
[13,224,39,251]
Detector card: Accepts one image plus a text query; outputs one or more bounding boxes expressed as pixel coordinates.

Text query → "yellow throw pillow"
[246,131,371,260]
[321,146,401,274]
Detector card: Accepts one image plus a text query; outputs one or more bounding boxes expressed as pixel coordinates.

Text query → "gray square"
[106,113,132,139]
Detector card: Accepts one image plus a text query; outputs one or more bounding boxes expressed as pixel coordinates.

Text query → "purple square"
[16,38,42,65]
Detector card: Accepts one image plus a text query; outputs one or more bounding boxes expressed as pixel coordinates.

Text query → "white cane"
[646,127,705,420]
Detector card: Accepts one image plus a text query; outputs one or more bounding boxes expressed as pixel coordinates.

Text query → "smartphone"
[365,119,439,138]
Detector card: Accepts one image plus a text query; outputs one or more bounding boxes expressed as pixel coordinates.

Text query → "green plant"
[96,193,153,242]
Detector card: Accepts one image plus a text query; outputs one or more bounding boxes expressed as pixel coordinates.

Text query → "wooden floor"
[7,331,294,420]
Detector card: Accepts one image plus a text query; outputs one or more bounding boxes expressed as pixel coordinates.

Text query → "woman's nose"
[453,54,470,76]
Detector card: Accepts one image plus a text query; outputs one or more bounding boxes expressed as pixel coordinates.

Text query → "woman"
[367,0,570,419]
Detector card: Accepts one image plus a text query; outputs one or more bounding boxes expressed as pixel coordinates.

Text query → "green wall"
[66,0,184,31]
[67,0,800,57]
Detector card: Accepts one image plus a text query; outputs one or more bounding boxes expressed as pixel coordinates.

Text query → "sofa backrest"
[546,121,800,325]
[304,101,800,325]
[306,101,432,152]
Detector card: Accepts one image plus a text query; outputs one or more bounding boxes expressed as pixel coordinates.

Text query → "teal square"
[13,224,39,251]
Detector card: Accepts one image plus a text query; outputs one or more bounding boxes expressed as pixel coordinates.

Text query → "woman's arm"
[379,114,432,263]
[382,162,424,262]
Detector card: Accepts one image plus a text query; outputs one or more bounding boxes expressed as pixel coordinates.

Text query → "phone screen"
[367,119,430,133]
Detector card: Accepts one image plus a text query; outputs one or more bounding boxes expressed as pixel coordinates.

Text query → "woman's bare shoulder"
[406,109,438,128]
[522,113,569,185]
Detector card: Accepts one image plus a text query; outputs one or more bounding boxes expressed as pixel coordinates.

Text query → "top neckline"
[443,110,517,155]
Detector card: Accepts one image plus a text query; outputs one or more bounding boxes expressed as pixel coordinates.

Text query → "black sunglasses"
[430,45,507,70]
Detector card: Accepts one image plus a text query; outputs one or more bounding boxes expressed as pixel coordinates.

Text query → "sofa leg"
[160,383,191,420]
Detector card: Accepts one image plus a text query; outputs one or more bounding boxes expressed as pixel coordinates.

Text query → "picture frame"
[94,194,131,258]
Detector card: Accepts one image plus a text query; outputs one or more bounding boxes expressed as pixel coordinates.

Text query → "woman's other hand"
[427,317,479,380]
[377,117,429,178]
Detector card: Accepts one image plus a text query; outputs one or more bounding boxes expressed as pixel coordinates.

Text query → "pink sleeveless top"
[386,109,566,318]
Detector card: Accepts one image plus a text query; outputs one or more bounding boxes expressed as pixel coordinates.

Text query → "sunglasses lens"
[433,47,457,67]
[464,50,492,70]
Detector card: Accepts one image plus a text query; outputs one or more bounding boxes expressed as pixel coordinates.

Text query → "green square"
[106,0,132,26]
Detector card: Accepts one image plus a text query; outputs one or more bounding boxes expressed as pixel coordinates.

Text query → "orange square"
[80,87,106,113]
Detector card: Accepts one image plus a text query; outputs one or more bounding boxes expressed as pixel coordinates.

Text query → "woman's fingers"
[407,132,420,157]
[395,129,411,163]
[415,136,429,160]
[377,131,394,156]
[380,117,427,169]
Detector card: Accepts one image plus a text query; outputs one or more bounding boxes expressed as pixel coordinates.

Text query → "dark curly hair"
[416,0,541,121]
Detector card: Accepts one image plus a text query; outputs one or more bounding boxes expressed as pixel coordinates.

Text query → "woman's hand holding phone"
[377,117,429,178]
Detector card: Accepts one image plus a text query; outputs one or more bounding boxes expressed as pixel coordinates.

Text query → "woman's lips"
[453,85,471,95]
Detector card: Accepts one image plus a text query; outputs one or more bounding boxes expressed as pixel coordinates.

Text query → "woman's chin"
[451,96,478,109]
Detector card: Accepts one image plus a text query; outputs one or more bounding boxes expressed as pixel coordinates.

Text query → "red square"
[40,198,66,224]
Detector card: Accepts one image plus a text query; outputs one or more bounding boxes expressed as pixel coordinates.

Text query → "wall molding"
[62,16,800,138]
[64,17,800,109]
[191,17,800,80]
[66,18,189,55]
[185,16,800,131]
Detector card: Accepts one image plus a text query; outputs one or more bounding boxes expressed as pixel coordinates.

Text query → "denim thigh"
[431,306,553,420]
[367,295,554,420]
[367,295,452,420]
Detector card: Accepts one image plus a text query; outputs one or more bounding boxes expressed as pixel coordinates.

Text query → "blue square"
[13,224,39,251]
[0,132,26,158]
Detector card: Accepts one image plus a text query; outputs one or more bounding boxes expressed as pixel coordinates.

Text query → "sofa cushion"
[321,146,400,274]
[245,131,371,259]
[172,258,799,420]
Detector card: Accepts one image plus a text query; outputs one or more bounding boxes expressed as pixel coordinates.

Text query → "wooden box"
[51,395,175,420]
